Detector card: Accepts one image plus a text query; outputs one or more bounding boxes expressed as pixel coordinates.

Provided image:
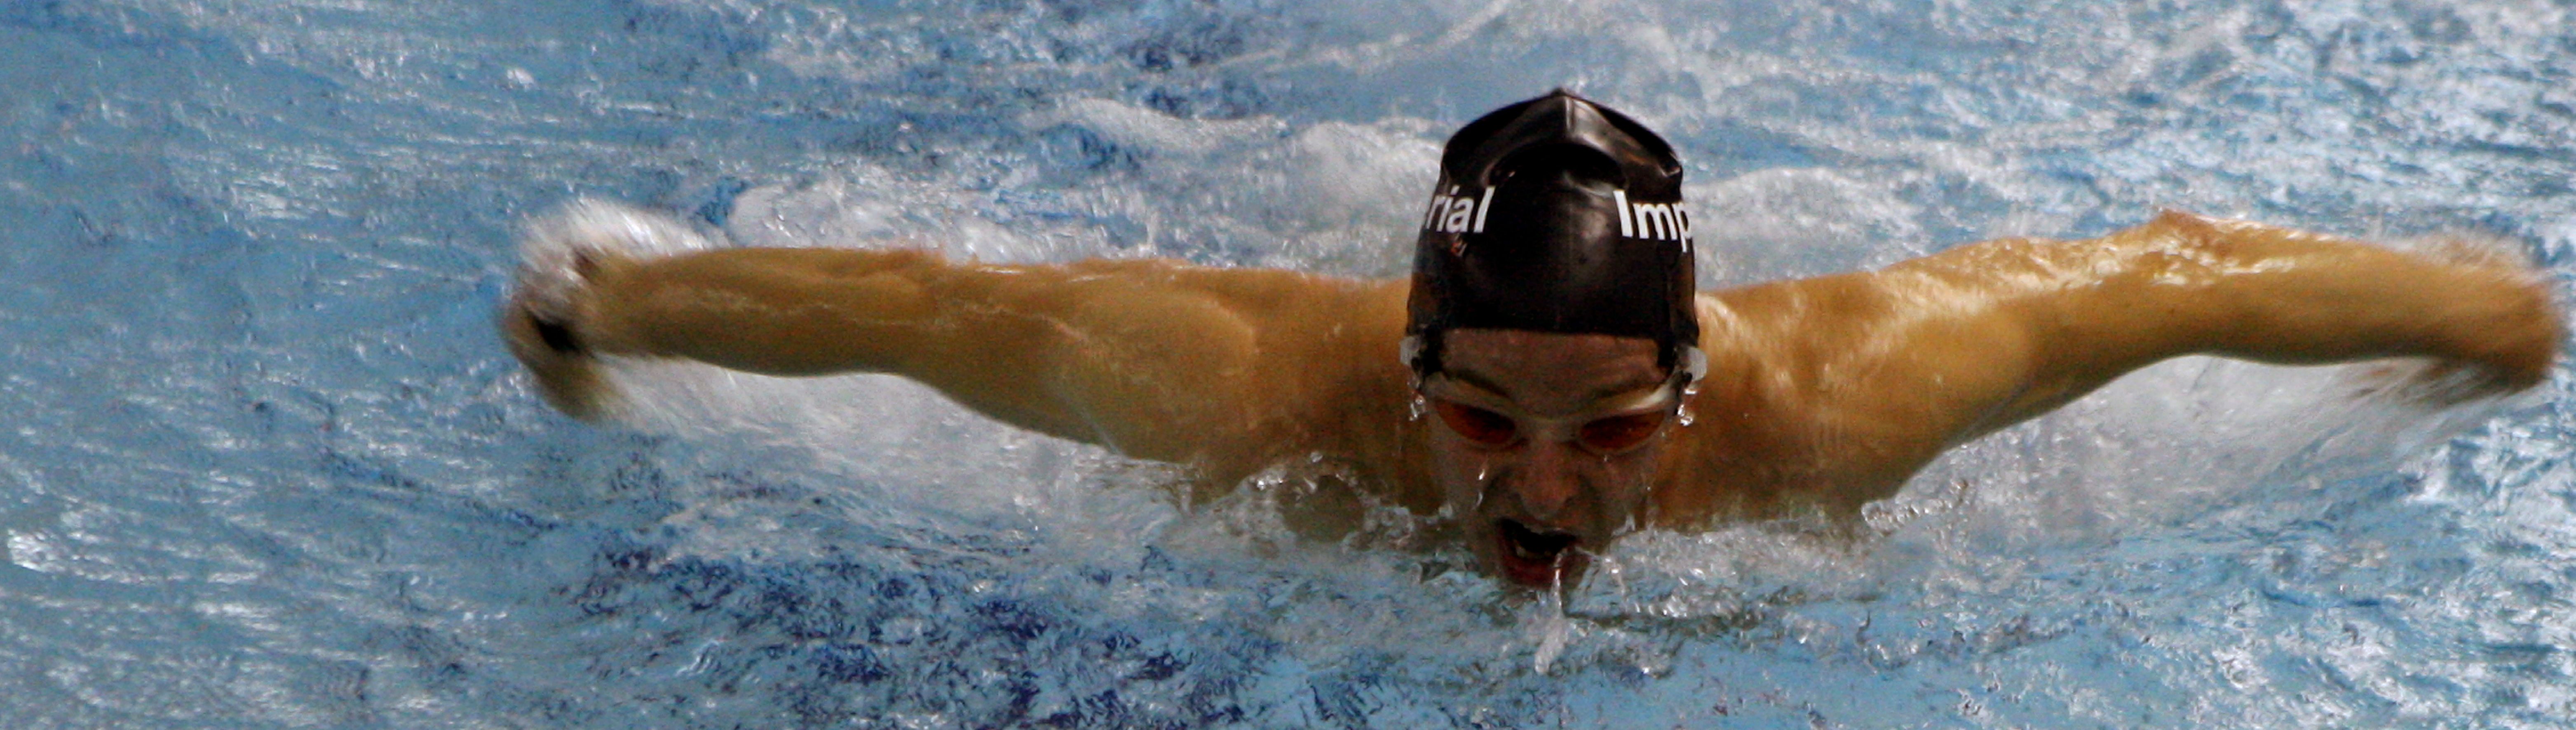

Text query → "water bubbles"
[1529,562,1574,673]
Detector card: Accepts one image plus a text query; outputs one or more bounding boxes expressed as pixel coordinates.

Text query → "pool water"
[4,0,2573,727]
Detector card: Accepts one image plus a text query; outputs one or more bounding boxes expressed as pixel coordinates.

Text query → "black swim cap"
[1403,89,1702,382]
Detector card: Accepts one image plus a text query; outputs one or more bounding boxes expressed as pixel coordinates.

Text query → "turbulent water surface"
[4,0,2575,727]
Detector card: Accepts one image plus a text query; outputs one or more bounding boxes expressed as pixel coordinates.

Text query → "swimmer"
[501,90,2563,590]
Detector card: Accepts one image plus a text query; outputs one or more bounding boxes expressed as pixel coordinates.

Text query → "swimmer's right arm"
[504,241,1407,472]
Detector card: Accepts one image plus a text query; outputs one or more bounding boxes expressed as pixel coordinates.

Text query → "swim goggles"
[1414,362,1697,455]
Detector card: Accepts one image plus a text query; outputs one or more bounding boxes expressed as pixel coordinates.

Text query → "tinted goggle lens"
[1576,410,1668,452]
[1431,399,1519,446]
[1428,398,1670,453]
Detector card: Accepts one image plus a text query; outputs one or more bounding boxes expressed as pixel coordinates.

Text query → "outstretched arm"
[500,205,1408,474]
[1715,210,2562,478]
[1936,211,2562,432]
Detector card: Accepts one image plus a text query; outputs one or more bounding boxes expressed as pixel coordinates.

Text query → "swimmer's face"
[1422,329,1677,591]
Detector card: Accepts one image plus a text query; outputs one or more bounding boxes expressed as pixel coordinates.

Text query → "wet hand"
[500,265,616,421]
[2422,235,2563,396]
[2348,235,2564,403]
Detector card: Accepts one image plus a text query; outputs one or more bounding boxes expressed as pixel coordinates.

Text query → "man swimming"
[500,90,2563,590]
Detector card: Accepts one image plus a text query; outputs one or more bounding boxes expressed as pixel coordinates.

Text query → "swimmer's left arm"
[1884,210,2562,438]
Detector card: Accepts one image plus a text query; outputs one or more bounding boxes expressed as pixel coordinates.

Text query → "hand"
[2345,234,2563,404]
[500,282,615,420]
[2415,233,2563,394]
[497,200,724,420]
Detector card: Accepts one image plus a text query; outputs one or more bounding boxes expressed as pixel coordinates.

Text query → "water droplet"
[1530,590,1571,673]
[1676,402,1696,427]
[1531,561,1573,673]
[1408,394,1429,421]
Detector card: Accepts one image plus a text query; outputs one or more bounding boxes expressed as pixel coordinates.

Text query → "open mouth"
[1494,518,1584,588]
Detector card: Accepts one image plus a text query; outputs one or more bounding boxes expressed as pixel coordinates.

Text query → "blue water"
[5,0,2574,727]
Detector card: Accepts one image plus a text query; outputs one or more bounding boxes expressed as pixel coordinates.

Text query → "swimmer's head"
[1402,91,1703,592]
[1402,89,1702,383]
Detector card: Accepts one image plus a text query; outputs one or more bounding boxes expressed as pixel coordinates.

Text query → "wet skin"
[504,208,2564,592]
[1426,331,1674,589]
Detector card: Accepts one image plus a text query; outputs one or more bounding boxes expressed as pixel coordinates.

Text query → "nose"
[1510,439,1586,528]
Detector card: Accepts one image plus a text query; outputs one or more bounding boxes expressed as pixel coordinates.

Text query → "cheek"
[1585,449,1663,515]
[1425,439,1493,507]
